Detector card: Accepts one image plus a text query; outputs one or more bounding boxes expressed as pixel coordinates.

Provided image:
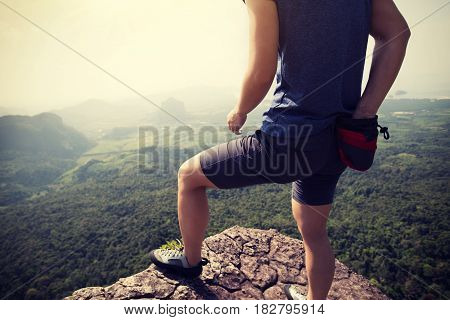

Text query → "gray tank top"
[259,0,372,137]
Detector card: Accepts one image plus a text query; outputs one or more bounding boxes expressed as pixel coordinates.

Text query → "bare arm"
[227,0,279,134]
[353,0,411,119]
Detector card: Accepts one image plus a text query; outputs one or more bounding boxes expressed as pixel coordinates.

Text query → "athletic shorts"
[199,123,347,206]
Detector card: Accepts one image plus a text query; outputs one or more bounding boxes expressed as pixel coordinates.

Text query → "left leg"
[291,198,334,300]
[290,157,346,299]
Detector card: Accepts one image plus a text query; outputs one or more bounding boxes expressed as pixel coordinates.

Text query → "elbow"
[374,26,411,47]
[398,29,411,53]
[404,26,411,43]
[395,20,412,44]
[400,24,411,44]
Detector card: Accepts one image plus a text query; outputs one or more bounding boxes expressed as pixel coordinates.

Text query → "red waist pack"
[336,115,390,171]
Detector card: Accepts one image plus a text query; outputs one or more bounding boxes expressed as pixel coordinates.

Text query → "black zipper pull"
[377,124,390,140]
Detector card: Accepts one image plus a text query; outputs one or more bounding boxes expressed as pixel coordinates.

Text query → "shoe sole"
[149,249,203,278]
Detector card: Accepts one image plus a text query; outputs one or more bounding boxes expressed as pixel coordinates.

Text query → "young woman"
[150,0,410,300]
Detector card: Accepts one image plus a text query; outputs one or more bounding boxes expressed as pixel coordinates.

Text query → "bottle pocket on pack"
[336,115,389,172]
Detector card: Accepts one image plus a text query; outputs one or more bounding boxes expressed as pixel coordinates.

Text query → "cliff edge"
[65,226,388,300]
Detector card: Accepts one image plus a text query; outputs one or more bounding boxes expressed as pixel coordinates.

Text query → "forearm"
[235,71,273,115]
[355,36,409,117]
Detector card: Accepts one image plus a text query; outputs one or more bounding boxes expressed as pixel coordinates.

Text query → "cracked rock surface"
[64,226,388,300]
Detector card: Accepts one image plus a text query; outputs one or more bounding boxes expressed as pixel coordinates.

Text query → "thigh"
[291,122,347,206]
[264,122,340,184]
[292,172,343,206]
[199,131,272,189]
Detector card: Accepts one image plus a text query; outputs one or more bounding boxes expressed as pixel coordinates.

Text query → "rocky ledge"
[65,226,388,300]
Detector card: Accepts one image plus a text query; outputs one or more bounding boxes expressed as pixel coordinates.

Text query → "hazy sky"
[0,0,449,113]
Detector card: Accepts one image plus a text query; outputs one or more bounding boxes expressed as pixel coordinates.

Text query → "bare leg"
[292,199,335,300]
[177,154,217,267]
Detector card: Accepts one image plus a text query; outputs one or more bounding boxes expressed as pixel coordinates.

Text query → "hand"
[227,108,247,135]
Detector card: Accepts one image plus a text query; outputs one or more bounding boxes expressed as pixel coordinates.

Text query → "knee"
[178,160,191,186]
[177,158,200,191]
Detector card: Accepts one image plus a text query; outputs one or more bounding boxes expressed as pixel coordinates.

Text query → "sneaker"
[284,284,307,300]
[149,240,209,278]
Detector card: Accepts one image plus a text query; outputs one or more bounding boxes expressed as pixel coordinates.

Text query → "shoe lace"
[158,248,210,267]
[159,238,184,250]
[156,239,210,266]
[160,248,184,258]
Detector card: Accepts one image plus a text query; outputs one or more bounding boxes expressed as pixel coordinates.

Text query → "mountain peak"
[65,226,388,300]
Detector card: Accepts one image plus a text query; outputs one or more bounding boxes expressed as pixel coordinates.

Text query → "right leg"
[178,133,269,267]
[177,153,217,267]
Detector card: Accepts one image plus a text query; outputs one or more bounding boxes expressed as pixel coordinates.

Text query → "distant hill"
[380,98,450,112]
[0,112,92,158]
[152,97,188,124]
[51,99,151,138]
[145,85,237,113]
[46,94,450,139]
[50,87,238,137]
[0,113,93,205]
